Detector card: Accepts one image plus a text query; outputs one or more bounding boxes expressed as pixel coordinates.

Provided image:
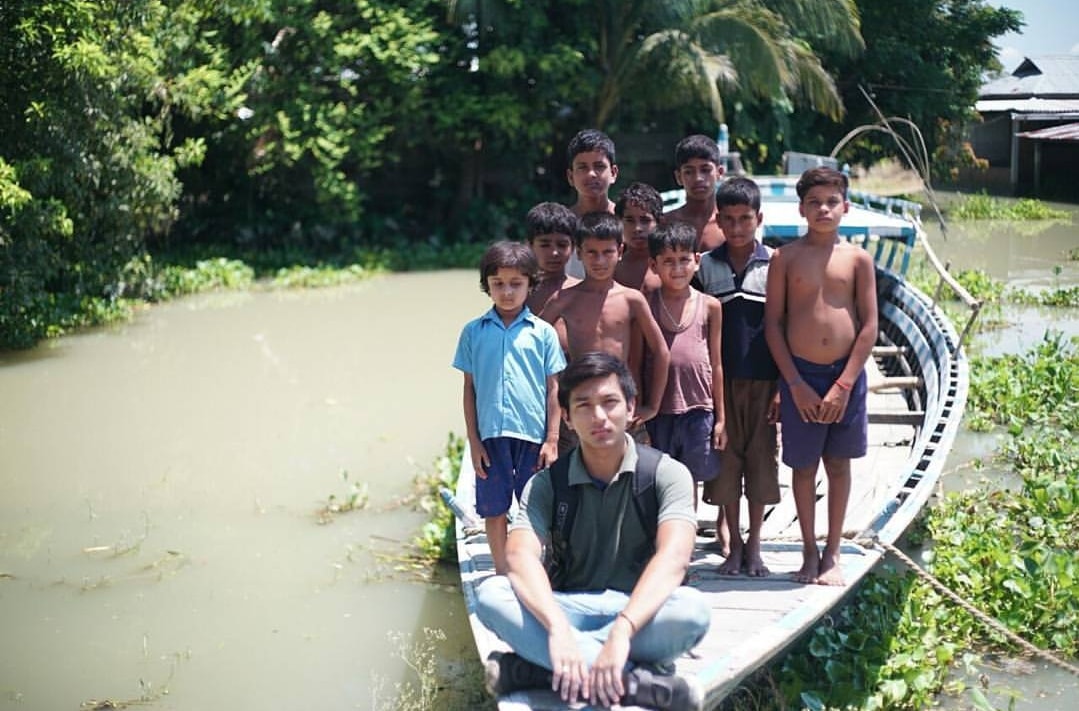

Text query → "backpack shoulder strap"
[545,455,577,588]
[632,443,662,540]
[549,454,577,541]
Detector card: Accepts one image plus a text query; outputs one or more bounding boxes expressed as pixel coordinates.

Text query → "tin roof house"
[968,55,1079,199]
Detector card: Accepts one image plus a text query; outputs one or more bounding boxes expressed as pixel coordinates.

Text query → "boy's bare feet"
[714,514,731,558]
[743,537,769,577]
[814,549,845,586]
[791,552,819,584]
[717,544,743,575]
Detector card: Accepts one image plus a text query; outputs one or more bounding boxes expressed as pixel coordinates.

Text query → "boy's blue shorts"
[646,409,721,482]
[474,437,541,517]
[778,356,867,469]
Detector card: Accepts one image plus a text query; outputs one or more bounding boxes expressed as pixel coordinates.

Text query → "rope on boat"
[866,535,1079,677]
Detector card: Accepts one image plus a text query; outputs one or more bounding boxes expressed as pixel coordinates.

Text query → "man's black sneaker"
[621,666,703,711]
[484,652,553,696]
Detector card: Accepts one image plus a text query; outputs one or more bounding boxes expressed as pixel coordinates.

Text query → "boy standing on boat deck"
[663,135,725,252]
[763,167,878,586]
[614,182,664,294]
[524,202,581,318]
[475,353,709,711]
[453,242,567,575]
[542,213,670,442]
[645,222,726,512]
[695,177,780,577]
[564,129,619,280]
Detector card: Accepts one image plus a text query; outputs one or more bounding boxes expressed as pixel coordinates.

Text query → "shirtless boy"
[763,167,878,586]
[566,128,619,217]
[543,212,670,431]
[615,182,663,294]
[663,135,725,252]
[525,202,581,317]
[564,129,619,280]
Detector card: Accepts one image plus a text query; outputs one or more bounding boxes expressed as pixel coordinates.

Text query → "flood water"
[1,200,1076,710]
[925,202,1079,711]
[0,272,490,710]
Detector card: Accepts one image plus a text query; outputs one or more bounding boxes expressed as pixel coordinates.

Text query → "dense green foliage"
[1,0,1021,349]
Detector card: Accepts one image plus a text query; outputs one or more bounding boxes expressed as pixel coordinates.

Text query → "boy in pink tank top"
[644,222,727,513]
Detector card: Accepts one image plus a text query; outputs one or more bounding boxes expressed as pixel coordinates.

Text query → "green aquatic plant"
[948,192,1069,220]
[411,433,465,564]
[315,470,370,524]
[966,331,1079,433]
[1009,285,1079,308]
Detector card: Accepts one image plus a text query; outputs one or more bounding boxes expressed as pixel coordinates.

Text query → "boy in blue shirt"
[454,241,567,574]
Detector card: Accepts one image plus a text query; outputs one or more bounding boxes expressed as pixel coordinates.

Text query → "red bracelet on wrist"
[834,379,851,391]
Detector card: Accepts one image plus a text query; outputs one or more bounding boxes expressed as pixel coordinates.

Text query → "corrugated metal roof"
[980,55,1079,99]
[976,97,1079,113]
[1017,122,1079,141]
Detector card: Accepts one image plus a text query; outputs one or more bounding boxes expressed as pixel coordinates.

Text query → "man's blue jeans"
[475,576,710,671]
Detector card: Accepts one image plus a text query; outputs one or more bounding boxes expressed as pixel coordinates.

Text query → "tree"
[812,0,1022,177]
[582,0,864,128]
[0,0,223,347]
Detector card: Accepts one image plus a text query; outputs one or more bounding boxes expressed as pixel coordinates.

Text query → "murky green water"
[1,200,1075,710]
[0,272,488,709]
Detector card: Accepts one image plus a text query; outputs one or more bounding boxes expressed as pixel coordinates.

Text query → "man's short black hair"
[478,241,538,294]
[558,352,637,410]
[567,128,616,165]
[716,177,762,212]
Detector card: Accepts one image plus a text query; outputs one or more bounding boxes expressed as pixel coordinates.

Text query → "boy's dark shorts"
[779,356,867,469]
[646,409,721,483]
[474,437,540,518]
[703,378,780,506]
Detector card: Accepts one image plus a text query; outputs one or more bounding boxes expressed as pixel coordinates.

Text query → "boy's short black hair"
[557,352,637,410]
[716,176,762,212]
[615,182,663,220]
[478,241,539,294]
[577,212,623,248]
[525,202,581,240]
[648,221,698,258]
[796,167,849,200]
[567,128,616,165]
[675,134,720,167]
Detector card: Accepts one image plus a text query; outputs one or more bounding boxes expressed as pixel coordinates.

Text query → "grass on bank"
[8,239,488,349]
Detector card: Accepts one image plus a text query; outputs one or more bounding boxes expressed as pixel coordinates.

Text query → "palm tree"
[589,0,864,127]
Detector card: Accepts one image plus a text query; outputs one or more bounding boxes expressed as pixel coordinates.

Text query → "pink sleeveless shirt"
[646,289,714,415]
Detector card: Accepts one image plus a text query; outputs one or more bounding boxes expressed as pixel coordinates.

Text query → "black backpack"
[544,443,662,590]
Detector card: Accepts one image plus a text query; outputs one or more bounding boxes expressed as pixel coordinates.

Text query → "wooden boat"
[449,172,981,710]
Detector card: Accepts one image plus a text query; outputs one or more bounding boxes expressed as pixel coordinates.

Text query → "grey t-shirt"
[511,435,696,593]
